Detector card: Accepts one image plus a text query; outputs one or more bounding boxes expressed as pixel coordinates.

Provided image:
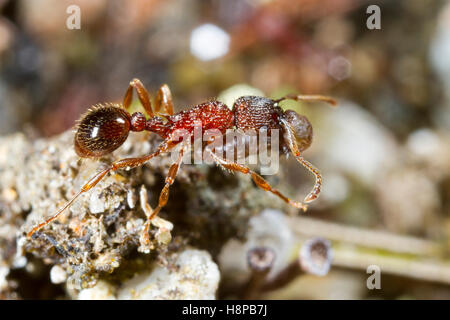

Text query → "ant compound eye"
[283,110,313,152]
[74,104,131,158]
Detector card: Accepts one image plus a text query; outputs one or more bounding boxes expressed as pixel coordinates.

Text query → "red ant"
[27,79,336,244]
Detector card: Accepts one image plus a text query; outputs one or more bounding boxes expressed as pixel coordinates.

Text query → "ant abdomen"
[74,104,131,158]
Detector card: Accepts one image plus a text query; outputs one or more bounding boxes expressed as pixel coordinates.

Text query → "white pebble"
[127,189,136,209]
[89,190,105,214]
[117,249,220,300]
[78,280,116,300]
[50,265,67,284]
[406,128,441,157]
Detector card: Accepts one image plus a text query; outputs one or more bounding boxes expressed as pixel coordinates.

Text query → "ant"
[28,79,336,245]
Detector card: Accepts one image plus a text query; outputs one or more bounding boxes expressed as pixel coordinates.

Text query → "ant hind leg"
[155,84,174,116]
[123,78,155,117]
[27,142,169,238]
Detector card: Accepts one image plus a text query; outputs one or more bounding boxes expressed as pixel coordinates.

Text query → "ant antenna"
[275,94,337,107]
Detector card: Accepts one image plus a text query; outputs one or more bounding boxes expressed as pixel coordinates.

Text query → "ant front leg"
[280,118,322,203]
[155,84,174,116]
[207,149,308,211]
[27,142,170,238]
[141,142,187,245]
[275,94,337,107]
[123,78,155,117]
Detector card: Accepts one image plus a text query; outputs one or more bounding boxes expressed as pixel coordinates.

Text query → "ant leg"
[280,119,322,203]
[141,142,186,245]
[154,84,174,115]
[207,149,308,211]
[295,157,321,203]
[275,94,337,107]
[27,142,170,238]
[123,78,155,117]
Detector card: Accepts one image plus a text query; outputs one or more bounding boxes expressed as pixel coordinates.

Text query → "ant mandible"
[28,79,336,244]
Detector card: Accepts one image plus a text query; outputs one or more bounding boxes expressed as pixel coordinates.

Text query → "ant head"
[74,104,133,158]
[282,109,313,152]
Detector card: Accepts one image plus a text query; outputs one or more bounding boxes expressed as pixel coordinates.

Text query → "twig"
[288,216,450,285]
[241,247,276,299]
[287,216,442,256]
[332,245,450,285]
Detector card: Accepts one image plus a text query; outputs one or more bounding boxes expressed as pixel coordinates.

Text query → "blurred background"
[1,0,450,299]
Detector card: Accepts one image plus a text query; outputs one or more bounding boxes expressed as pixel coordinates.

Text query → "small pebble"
[50,265,67,284]
[127,189,136,209]
[89,190,106,214]
[78,280,116,300]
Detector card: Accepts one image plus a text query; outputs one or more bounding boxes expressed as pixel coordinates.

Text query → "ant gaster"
[28,79,336,244]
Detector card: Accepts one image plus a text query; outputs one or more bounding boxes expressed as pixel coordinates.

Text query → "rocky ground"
[0,126,285,299]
